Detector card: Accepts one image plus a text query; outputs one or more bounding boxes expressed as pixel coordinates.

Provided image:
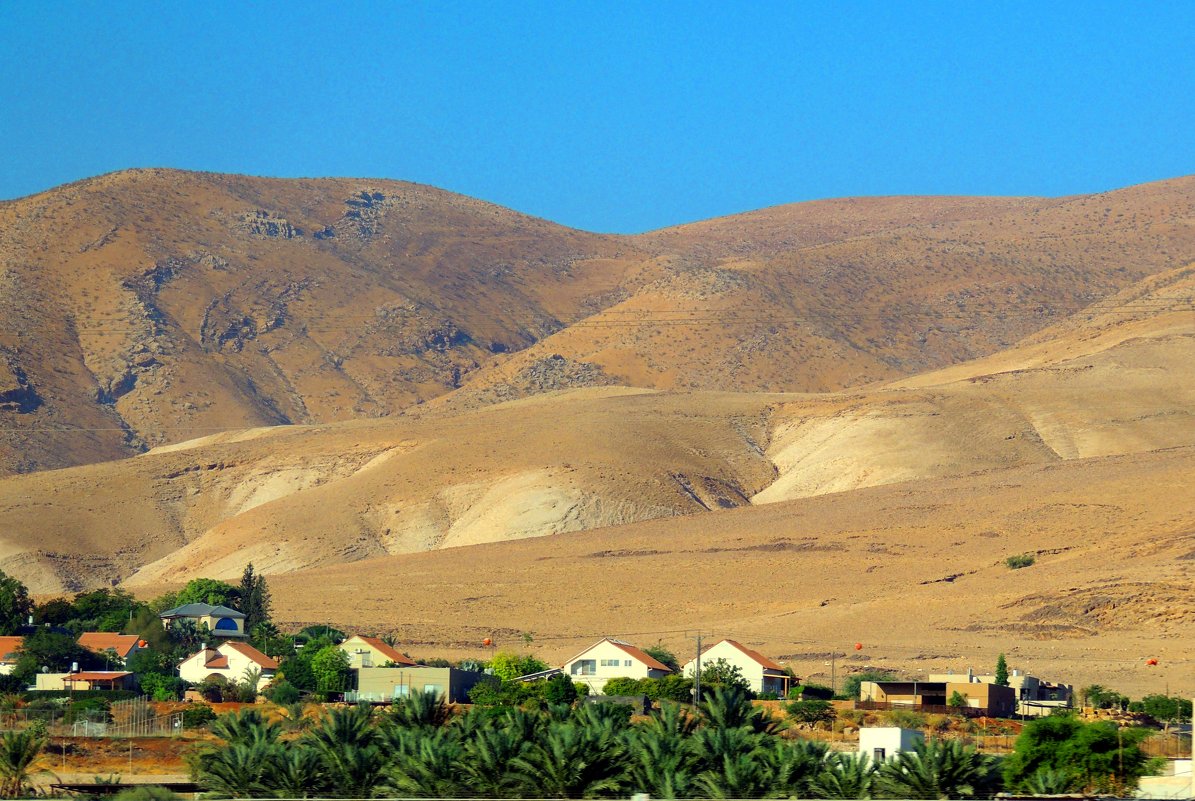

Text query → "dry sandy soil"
[1,171,1193,695]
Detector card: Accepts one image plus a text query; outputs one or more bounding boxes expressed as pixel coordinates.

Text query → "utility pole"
[690,633,703,707]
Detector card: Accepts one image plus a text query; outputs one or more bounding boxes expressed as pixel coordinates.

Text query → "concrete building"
[683,639,792,697]
[339,635,417,668]
[859,727,925,762]
[160,603,247,638]
[928,668,1072,716]
[859,679,1017,718]
[179,641,278,686]
[349,666,487,703]
[35,671,135,691]
[564,638,673,694]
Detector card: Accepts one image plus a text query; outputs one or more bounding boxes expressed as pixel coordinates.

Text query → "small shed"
[859,727,924,763]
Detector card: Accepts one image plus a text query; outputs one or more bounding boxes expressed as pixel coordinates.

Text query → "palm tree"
[1022,767,1076,795]
[875,739,999,799]
[388,688,452,729]
[509,721,628,798]
[457,726,530,797]
[691,726,772,799]
[625,725,699,799]
[764,738,830,797]
[809,751,877,799]
[700,685,785,734]
[193,741,278,798]
[209,707,281,747]
[304,706,388,798]
[266,747,325,799]
[0,728,49,799]
[386,728,468,797]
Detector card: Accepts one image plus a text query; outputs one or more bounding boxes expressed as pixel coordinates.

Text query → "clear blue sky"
[2,2,1193,232]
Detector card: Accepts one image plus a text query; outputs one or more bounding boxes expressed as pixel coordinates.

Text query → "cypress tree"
[995,653,1010,687]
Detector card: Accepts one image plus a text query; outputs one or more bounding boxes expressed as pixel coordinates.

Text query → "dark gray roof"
[159,603,245,619]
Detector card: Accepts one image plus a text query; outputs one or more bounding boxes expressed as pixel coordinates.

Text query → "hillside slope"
[6,172,1195,475]
[264,444,1195,697]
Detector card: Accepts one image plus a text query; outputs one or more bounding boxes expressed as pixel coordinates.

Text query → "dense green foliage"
[488,651,550,681]
[0,572,32,637]
[12,628,99,681]
[842,670,897,701]
[787,700,835,724]
[1003,714,1155,794]
[191,691,1010,799]
[994,654,1009,687]
[0,728,48,797]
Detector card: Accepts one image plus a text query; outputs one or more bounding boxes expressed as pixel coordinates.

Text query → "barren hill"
[6,171,1195,475]
[264,443,1195,697]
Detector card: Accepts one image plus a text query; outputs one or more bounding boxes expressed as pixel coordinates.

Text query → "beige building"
[179,641,278,686]
[564,638,672,694]
[350,666,486,703]
[928,668,1072,716]
[860,679,1017,718]
[683,639,792,697]
[36,671,135,691]
[160,603,247,638]
[339,635,417,669]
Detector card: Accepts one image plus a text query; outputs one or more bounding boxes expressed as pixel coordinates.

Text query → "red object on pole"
[854,643,863,651]
[1146,658,1158,666]
[483,637,493,647]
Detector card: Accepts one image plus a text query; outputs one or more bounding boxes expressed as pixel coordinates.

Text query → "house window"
[873,748,886,762]
[600,659,621,667]
[624,660,631,667]
[571,660,597,676]
[394,685,409,697]
[423,685,440,696]
[213,618,239,632]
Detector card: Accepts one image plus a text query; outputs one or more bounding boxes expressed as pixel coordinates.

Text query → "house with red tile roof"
[563,637,673,694]
[0,636,23,675]
[339,635,418,668]
[77,633,145,665]
[179,641,278,687]
[683,639,793,697]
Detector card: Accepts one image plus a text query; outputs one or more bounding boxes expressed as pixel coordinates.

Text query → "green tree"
[0,571,32,637]
[309,645,351,693]
[809,751,877,799]
[1003,714,1154,794]
[174,578,239,608]
[698,657,750,693]
[994,653,1009,687]
[12,628,97,680]
[237,564,272,633]
[488,650,548,681]
[643,645,680,672]
[787,699,835,724]
[949,690,970,709]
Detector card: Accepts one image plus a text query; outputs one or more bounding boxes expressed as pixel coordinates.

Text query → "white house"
[563,638,672,693]
[859,727,924,763]
[339,635,417,669]
[179,641,278,686]
[683,639,792,697]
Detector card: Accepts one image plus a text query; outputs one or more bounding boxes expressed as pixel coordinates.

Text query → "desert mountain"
[5,171,1195,475]
[1,255,1191,596]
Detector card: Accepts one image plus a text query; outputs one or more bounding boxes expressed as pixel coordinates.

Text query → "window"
[394,685,409,697]
[600,659,621,667]
[423,685,440,696]
[873,748,886,762]
[571,660,597,676]
[625,660,632,667]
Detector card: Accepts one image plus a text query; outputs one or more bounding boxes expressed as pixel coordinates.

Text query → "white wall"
[682,641,769,694]
[565,641,660,694]
[859,727,924,762]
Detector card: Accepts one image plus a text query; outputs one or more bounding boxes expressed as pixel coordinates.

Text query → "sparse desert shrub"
[885,709,927,730]
[787,699,835,724]
[1005,553,1036,569]
[111,786,182,801]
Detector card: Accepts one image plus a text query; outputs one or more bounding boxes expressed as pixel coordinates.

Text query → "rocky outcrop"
[0,359,41,413]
